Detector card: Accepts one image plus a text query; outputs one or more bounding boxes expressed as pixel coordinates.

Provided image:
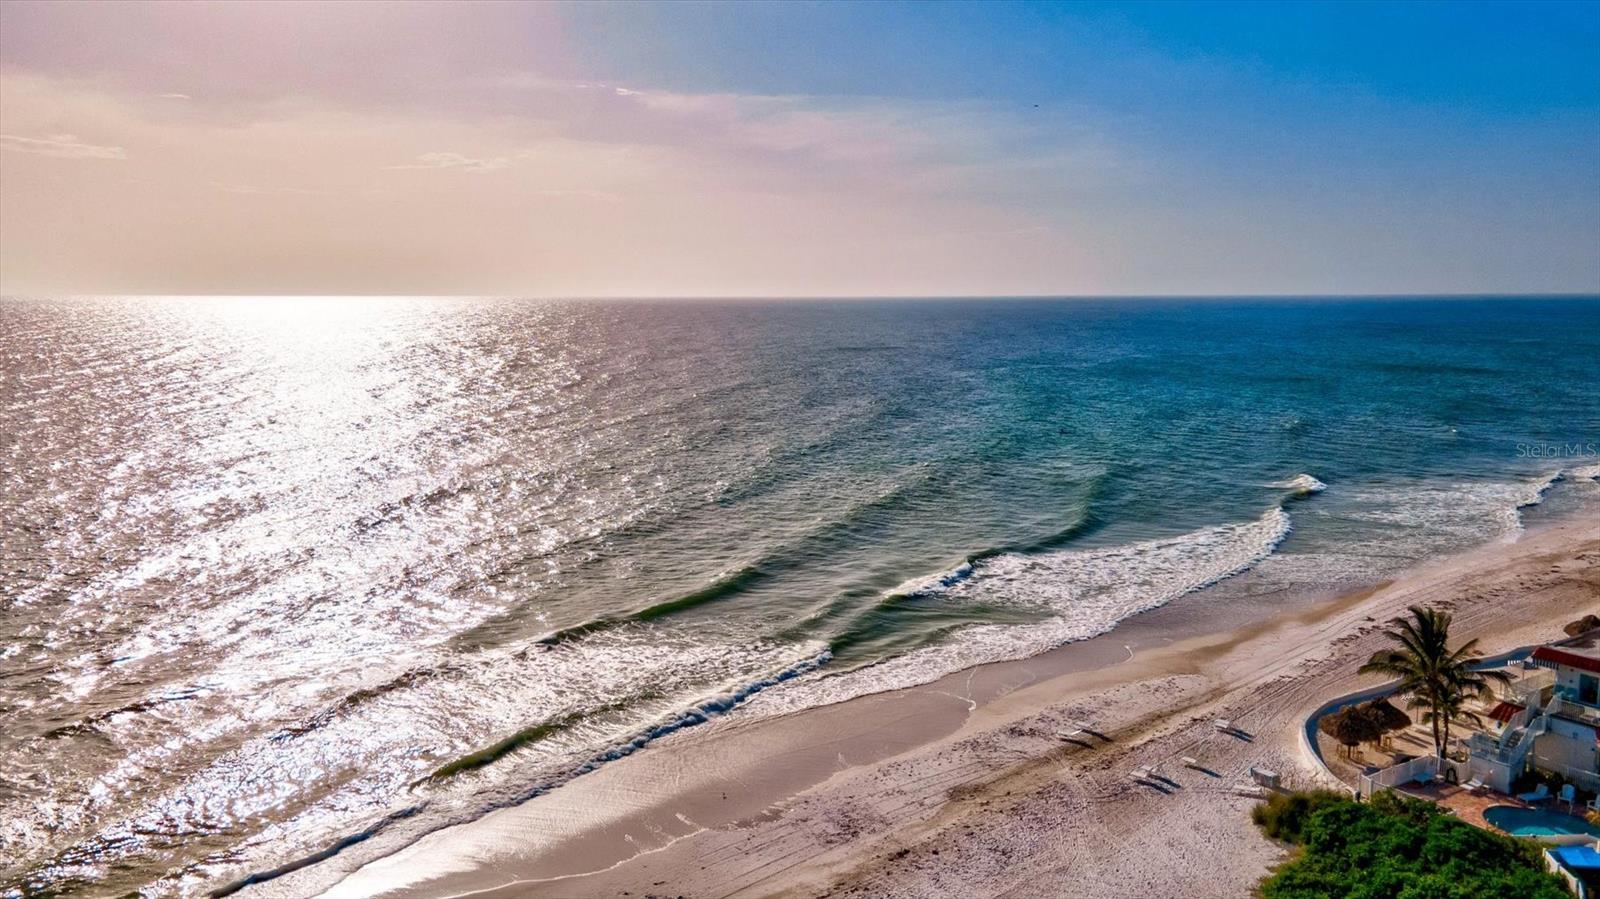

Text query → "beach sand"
[317,517,1600,899]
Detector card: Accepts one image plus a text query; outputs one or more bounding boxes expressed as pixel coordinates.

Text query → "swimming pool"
[1483,805,1600,840]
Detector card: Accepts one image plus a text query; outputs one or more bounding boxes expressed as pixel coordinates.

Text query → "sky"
[0,0,1597,297]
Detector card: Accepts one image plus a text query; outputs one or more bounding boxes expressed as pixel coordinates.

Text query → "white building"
[1468,644,1600,794]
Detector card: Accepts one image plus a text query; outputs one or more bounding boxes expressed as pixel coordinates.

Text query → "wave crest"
[1563,462,1600,482]
[1268,473,1327,495]
[755,504,1294,717]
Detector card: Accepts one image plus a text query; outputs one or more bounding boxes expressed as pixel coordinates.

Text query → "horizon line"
[3,291,1599,301]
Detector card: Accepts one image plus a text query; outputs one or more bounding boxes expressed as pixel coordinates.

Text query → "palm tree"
[1426,681,1494,760]
[1358,605,1511,758]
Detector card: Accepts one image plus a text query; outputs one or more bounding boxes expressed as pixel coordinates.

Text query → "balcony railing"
[1545,696,1600,728]
[1505,668,1554,708]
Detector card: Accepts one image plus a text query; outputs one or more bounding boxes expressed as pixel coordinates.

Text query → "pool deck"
[1396,782,1591,832]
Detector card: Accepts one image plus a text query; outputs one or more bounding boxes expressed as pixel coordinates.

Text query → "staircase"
[1501,713,1549,773]
[1468,706,1550,772]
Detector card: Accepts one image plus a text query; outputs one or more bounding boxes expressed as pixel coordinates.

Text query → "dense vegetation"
[1253,790,1571,898]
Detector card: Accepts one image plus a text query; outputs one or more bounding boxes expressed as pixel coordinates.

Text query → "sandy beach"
[301,516,1600,899]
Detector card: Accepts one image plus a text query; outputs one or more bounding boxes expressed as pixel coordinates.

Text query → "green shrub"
[1366,789,1444,826]
[1254,791,1569,898]
[1252,789,1351,843]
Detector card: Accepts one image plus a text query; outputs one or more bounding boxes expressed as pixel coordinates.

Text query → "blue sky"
[568,1,1598,108]
[1,0,1596,295]
[565,1,1600,210]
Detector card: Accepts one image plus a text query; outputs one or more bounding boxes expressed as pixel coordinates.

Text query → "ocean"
[2,295,1598,896]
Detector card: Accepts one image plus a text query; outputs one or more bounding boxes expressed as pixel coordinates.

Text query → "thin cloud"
[210,181,320,196]
[157,92,191,100]
[0,133,126,159]
[383,151,513,173]
[532,188,623,203]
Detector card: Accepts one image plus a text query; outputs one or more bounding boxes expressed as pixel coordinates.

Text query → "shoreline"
[308,516,1600,899]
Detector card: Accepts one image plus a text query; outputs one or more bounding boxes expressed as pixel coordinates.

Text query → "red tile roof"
[1532,646,1600,674]
[1487,701,1525,722]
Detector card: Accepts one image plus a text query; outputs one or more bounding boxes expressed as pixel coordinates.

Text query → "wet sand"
[316,517,1600,899]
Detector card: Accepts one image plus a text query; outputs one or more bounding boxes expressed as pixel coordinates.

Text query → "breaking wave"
[753,503,1296,717]
[1268,473,1328,495]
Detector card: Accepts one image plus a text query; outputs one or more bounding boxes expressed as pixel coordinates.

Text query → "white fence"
[1355,753,1482,799]
[1359,755,1433,797]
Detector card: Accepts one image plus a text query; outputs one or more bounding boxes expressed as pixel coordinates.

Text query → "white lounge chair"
[1560,784,1576,807]
[1213,719,1232,732]
[1463,777,1486,793]
[1586,796,1600,812]
[1056,727,1085,740]
[1517,783,1550,803]
[1181,756,1201,769]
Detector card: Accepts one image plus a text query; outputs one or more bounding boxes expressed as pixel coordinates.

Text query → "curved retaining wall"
[1298,645,1540,793]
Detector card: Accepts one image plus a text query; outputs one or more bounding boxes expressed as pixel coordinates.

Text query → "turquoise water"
[2,296,1598,895]
[1485,805,1600,838]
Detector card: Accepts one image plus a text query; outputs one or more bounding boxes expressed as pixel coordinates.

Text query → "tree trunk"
[1440,684,1452,755]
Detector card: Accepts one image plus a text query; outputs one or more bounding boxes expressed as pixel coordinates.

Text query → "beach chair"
[1213,719,1232,733]
[1056,727,1085,741]
[1586,796,1600,813]
[1181,756,1201,770]
[1517,783,1550,803]
[1463,777,1486,794]
[1560,784,1576,807]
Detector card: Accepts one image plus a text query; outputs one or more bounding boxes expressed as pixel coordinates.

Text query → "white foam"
[1503,469,1564,539]
[1332,470,1562,548]
[1267,474,1327,494]
[1516,469,1563,507]
[750,507,1291,716]
[43,625,832,894]
[1564,462,1600,482]
[884,561,974,599]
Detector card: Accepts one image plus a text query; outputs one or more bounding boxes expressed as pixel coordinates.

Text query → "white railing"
[1467,732,1501,762]
[1546,697,1600,728]
[1508,668,1554,707]
[1528,757,1600,794]
[1358,755,1442,797]
[1503,703,1535,736]
[1469,711,1544,766]
[1513,714,1549,770]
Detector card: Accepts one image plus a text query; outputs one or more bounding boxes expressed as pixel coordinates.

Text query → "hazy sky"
[1,0,1597,297]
